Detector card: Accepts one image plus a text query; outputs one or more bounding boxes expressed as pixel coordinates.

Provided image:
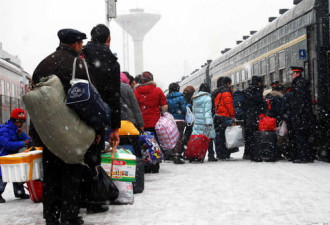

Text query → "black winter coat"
[82,41,121,129]
[31,46,90,146]
[33,46,89,93]
[284,76,314,129]
[243,84,266,125]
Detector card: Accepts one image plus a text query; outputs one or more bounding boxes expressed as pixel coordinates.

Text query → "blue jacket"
[0,120,31,176]
[191,92,215,138]
[167,92,187,120]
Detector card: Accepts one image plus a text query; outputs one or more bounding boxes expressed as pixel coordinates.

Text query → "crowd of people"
[0,23,317,225]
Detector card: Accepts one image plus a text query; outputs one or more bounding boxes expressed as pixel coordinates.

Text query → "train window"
[269,56,276,72]
[279,51,286,69]
[261,60,267,75]
[253,63,259,76]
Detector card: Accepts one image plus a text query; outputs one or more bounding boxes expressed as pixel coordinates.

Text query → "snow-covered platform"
[1,150,330,225]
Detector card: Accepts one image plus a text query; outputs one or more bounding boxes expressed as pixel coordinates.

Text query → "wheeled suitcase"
[26,180,43,203]
[253,131,277,162]
[185,134,210,162]
[133,157,144,194]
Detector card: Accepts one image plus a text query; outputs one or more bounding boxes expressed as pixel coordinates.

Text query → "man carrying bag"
[30,29,92,225]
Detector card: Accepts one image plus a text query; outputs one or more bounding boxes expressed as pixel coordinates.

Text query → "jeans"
[214,116,234,159]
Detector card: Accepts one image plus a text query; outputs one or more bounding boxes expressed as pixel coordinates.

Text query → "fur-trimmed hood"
[269,90,284,98]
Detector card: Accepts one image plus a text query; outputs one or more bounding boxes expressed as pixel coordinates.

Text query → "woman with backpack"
[166,83,186,164]
[191,83,216,161]
[211,77,236,160]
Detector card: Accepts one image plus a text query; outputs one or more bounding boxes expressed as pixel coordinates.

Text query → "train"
[174,0,330,161]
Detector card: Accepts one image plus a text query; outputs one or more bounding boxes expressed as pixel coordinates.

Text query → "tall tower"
[115,9,160,74]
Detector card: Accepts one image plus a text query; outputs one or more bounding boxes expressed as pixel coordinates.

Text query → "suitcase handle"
[24,146,43,153]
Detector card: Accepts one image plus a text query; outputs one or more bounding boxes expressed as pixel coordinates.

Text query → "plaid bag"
[155,112,180,150]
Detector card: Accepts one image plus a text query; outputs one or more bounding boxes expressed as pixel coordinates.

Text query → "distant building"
[0,42,31,124]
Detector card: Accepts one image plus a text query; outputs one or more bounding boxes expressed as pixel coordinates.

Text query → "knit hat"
[120,72,130,84]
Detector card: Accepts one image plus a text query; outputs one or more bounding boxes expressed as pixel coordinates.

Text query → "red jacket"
[134,82,167,128]
[213,89,235,118]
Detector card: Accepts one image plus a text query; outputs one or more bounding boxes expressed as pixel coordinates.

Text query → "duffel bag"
[258,114,276,131]
[155,112,179,150]
[23,75,95,164]
[66,57,111,130]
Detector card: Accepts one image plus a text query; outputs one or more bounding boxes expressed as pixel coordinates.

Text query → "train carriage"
[177,0,330,161]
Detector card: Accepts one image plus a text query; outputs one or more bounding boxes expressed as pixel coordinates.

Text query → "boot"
[61,216,84,225]
[173,155,185,164]
[0,195,5,203]
[87,205,109,214]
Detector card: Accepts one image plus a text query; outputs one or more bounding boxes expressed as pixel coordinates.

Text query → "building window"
[279,69,285,83]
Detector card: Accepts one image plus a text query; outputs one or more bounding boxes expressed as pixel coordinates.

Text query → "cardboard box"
[0,150,43,182]
[101,148,136,182]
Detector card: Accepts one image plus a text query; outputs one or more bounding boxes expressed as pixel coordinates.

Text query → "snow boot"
[87,205,109,214]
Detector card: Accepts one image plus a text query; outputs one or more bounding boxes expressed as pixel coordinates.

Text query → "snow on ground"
[1,149,330,225]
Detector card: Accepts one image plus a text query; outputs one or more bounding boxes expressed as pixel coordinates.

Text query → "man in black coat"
[31,29,89,225]
[286,66,315,163]
[243,76,266,160]
[80,24,121,211]
[82,24,121,142]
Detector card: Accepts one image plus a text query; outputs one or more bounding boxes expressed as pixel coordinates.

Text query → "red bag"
[185,134,210,162]
[26,180,43,203]
[258,114,276,131]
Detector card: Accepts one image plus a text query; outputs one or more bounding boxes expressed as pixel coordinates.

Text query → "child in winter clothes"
[0,109,31,203]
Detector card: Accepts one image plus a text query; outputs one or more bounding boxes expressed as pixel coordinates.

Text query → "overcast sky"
[0,0,294,89]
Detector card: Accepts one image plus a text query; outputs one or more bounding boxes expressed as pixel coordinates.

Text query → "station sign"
[299,49,307,60]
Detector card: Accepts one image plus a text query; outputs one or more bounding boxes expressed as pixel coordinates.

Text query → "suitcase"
[26,180,43,203]
[133,157,144,194]
[185,134,210,162]
[253,131,277,162]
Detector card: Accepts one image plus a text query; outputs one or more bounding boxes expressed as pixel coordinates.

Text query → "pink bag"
[155,112,179,150]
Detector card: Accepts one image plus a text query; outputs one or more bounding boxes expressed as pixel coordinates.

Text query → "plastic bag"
[113,181,134,205]
[278,121,288,137]
[185,107,195,126]
[225,125,245,149]
[89,166,119,205]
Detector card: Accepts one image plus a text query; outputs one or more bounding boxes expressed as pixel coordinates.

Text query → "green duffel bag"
[23,75,95,164]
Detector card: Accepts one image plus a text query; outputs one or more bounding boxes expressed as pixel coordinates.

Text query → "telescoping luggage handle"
[71,57,92,85]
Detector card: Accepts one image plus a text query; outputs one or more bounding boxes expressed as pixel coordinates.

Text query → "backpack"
[233,91,246,120]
